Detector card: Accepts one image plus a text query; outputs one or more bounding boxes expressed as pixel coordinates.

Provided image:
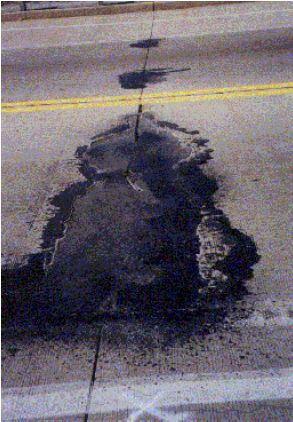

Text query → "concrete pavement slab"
[2,55,147,100]
[2,323,99,388]
[91,95,292,406]
[95,322,292,379]
[1,323,101,420]
[3,39,291,103]
[152,5,293,40]
[142,97,292,300]
[1,9,153,49]
[144,46,292,93]
[2,8,153,29]
[87,368,292,421]
[1,2,237,23]
[3,365,292,420]
[2,107,138,266]
[3,1,292,69]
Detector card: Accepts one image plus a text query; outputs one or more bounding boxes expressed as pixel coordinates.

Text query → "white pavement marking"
[126,390,165,422]
[124,386,192,421]
[2,368,292,420]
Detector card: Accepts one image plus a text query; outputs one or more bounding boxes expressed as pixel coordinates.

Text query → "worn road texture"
[2,113,258,339]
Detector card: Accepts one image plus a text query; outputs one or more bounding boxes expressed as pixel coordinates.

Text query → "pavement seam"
[125,1,155,181]
[134,1,156,143]
[84,325,104,421]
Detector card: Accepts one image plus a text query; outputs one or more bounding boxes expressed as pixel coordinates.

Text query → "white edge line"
[2,368,293,420]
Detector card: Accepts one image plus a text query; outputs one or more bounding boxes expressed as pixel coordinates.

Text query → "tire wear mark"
[2,113,259,340]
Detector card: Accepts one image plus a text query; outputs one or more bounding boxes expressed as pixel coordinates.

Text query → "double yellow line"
[2,82,292,113]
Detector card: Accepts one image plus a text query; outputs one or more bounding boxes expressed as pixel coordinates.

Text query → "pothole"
[2,113,259,338]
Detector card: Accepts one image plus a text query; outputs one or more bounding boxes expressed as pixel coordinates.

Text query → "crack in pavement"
[84,324,103,422]
[133,0,155,139]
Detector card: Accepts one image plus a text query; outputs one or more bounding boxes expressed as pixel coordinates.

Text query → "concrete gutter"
[2,1,238,22]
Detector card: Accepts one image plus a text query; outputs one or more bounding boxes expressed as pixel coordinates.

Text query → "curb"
[2,2,237,22]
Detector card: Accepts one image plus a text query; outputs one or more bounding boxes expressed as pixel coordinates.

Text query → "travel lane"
[92,94,293,368]
[89,11,292,414]
[1,106,138,265]
[2,84,292,268]
[1,106,137,420]
[3,35,292,268]
[2,1,292,102]
[3,97,293,421]
[2,42,292,104]
[82,96,293,420]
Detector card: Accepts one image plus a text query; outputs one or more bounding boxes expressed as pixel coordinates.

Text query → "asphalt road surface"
[2,2,293,420]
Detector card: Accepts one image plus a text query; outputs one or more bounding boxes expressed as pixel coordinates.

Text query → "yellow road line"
[3,82,292,107]
[2,83,292,113]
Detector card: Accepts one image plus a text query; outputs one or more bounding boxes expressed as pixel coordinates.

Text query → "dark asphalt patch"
[130,39,161,48]
[1,113,259,339]
[119,67,190,89]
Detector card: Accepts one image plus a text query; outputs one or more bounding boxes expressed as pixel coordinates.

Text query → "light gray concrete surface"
[2,323,102,420]
[2,2,292,69]
[91,95,292,384]
[2,2,103,12]
[2,1,293,420]
[2,2,292,49]
[4,368,293,420]
[2,106,138,267]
